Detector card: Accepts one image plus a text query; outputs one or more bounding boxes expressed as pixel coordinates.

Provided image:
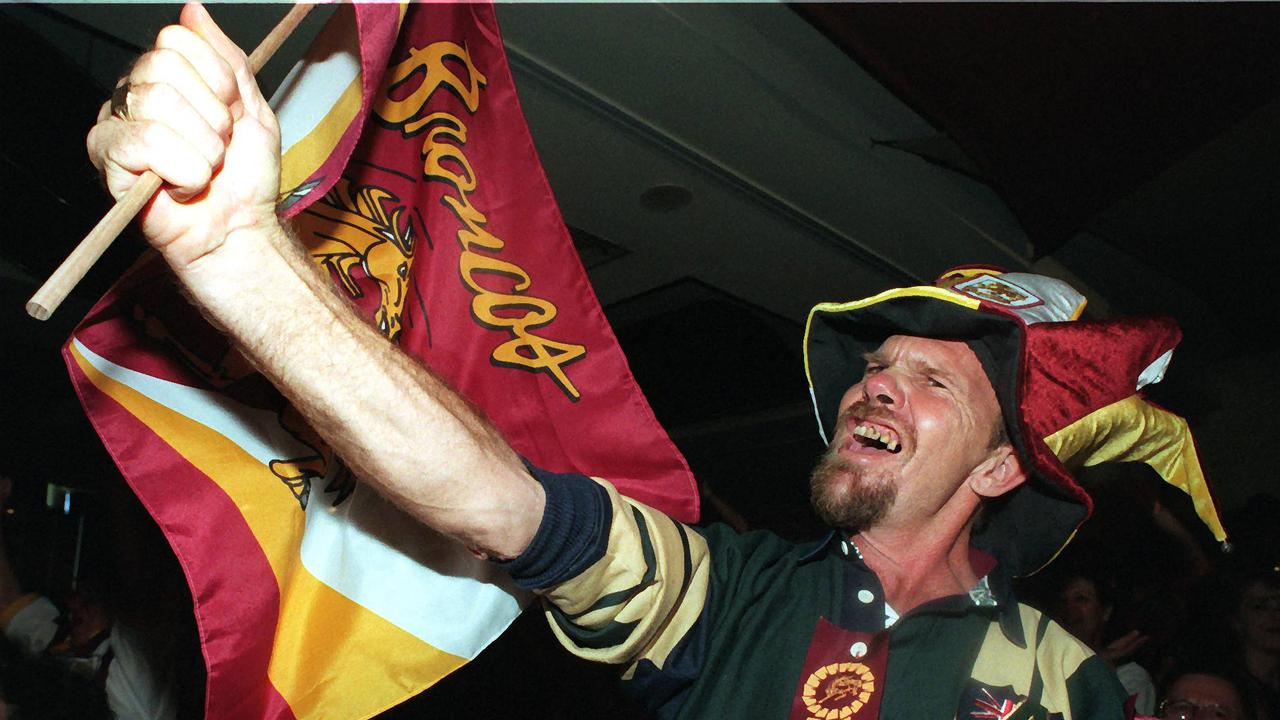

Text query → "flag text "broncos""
[375,41,586,399]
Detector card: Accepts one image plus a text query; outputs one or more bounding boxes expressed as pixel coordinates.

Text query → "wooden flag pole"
[26,3,316,321]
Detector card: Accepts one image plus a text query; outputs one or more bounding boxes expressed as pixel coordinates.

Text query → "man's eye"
[927,377,947,389]
[864,364,884,376]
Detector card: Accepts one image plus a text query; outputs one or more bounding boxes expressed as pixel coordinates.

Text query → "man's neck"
[853,520,980,616]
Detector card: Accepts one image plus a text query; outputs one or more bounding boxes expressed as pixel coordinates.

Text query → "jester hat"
[804,266,1226,577]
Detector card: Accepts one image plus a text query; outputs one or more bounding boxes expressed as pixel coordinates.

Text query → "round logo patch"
[800,662,876,719]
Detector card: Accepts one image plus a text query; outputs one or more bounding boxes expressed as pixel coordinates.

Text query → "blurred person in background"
[1232,570,1280,720]
[0,476,178,720]
[1057,568,1158,715]
[1158,669,1253,720]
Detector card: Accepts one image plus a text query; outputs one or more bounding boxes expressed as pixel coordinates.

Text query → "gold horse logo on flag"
[297,178,419,342]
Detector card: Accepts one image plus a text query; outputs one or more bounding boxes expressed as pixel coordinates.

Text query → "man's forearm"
[83,6,542,560]
[175,220,544,559]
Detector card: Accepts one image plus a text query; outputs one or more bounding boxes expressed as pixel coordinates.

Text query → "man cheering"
[86,6,1226,718]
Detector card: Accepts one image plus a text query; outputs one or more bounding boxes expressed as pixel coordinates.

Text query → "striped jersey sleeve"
[498,466,711,681]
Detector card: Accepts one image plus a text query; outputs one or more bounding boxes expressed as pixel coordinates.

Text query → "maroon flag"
[286,2,699,520]
[65,3,698,718]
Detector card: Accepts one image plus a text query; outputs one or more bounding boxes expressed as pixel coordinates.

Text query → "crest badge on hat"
[952,274,1043,309]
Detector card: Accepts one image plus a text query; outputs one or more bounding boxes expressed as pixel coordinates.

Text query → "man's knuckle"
[144,82,181,111]
[147,48,185,77]
[210,107,234,137]
[187,159,213,189]
[132,49,160,77]
[154,24,188,49]
[210,72,238,103]
[147,81,174,100]
[136,119,170,147]
[86,127,107,168]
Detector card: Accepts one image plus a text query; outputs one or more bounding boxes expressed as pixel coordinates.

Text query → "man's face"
[66,591,111,650]
[1161,674,1244,720]
[810,335,1006,531]
[1235,579,1280,655]
[1057,576,1109,647]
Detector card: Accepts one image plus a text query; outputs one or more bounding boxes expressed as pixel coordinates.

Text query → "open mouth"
[850,422,902,453]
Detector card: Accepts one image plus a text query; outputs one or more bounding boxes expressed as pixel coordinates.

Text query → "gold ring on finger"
[109,82,134,122]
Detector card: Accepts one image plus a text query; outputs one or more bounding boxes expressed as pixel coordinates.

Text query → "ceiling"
[2,3,1278,537]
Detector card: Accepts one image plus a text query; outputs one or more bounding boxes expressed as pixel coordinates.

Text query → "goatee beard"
[809,446,897,532]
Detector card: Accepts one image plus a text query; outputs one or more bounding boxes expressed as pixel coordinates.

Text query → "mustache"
[831,400,912,453]
[836,401,897,428]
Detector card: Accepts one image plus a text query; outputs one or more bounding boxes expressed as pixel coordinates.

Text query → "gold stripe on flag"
[69,342,467,718]
[278,75,364,198]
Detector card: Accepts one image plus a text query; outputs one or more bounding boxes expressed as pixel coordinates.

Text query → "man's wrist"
[175,215,289,287]
[169,216,315,343]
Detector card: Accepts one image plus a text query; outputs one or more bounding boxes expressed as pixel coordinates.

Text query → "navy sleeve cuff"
[494,459,612,590]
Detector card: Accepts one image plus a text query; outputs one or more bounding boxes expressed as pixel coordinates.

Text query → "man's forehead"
[1062,577,1098,596]
[873,335,984,371]
[867,335,1003,415]
[1170,674,1242,706]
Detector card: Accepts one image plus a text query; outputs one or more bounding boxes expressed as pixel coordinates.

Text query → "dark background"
[1,4,1277,717]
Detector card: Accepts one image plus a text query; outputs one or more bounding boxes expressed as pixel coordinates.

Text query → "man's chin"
[809,454,896,531]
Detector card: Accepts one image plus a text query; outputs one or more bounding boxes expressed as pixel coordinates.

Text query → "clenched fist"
[86,2,282,271]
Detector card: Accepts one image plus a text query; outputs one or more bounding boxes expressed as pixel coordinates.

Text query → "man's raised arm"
[84,3,544,559]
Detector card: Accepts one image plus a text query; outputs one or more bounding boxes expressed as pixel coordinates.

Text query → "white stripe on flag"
[270,18,362,156]
[73,338,526,658]
[302,480,525,659]
[72,338,313,464]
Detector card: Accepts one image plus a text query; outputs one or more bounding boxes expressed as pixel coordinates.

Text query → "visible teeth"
[853,422,899,452]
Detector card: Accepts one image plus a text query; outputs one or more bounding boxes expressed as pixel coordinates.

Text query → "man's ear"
[969,444,1028,499]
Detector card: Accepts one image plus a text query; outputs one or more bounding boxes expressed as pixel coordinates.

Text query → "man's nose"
[863,370,901,407]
